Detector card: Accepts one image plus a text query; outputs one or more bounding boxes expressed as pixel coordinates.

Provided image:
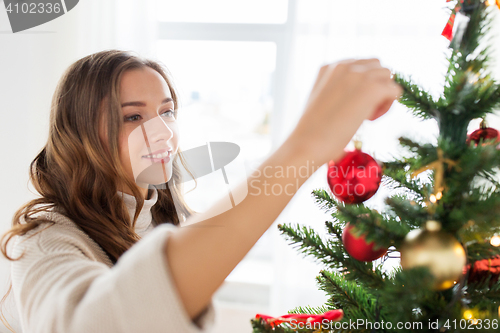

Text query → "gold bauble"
[400,221,466,290]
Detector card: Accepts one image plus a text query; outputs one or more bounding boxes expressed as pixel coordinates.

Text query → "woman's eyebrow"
[121,97,173,108]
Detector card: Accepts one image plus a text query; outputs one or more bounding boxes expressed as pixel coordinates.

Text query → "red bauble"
[466,255,500,285]
[342,223,388,261]
[327,149,382,204]
[255,309,343,328]
[466,121,500,146]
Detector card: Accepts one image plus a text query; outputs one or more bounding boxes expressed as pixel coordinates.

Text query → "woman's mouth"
[142,149,172,163]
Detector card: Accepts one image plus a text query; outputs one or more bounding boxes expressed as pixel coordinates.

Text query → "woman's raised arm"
[164,59,403,320]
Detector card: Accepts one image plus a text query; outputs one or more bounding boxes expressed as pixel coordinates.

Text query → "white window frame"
[157,0,298,150]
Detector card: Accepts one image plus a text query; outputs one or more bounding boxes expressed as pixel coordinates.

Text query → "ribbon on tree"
[255,309,344,328]
[410,148,461,201]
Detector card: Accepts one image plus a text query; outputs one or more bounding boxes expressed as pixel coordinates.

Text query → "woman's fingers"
[294,58,403,163]
[345,61,400,121]
[311,58,382,91]
[369,97,397,121]
[368,81,403,120]
[362,67,393,81]
[306,58,399,115]
[339,58,380,66]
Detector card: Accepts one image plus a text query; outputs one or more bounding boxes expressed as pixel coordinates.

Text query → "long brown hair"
[0,50,196,331]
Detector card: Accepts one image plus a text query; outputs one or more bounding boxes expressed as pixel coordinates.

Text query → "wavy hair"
[0,50,196,331]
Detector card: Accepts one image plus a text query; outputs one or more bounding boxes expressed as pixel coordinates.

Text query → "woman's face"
[118,67,179,193]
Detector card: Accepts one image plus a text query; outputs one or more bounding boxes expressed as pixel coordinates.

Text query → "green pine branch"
[333,204,409,249]
[278,222,387,288]
[311,188,337,214]
[277,222,340,266]
[467,280,500,311]
[318,270,386,333]
[287,305,332,316]
[317,270,374,314]
[393,73,439,120]
[384,195,428,230]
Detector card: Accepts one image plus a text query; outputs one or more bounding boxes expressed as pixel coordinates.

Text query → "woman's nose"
[141,115,174,144]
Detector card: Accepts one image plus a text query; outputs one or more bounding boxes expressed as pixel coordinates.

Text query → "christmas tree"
[251,1,500,332]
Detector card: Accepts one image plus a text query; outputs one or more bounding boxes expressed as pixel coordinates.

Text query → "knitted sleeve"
[10,218,216,333]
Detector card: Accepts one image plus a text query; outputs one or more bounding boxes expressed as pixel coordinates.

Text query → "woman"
[0,50,401,332]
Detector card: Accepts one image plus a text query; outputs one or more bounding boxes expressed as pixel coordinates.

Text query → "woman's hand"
[288,58,402,165]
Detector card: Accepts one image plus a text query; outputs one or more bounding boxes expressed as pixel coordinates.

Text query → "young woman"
[0,50,401,333]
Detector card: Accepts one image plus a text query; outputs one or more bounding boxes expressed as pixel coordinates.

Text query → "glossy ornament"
[342,222,388,261]
[327,145,382,204]
[466,119,500,146]
[400,221,466,290]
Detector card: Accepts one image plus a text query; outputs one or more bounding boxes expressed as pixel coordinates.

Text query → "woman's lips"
[142,149,172,163]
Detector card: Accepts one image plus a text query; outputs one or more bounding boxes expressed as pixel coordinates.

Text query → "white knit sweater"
[9,188,216,333]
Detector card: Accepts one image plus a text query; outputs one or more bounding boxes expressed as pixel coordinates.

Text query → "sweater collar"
[118,187,158,236]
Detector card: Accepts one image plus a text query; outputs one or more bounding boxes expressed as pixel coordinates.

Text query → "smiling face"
[118,67,179,196]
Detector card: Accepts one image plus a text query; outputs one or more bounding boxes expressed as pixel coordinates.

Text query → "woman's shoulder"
[13,208,113,267]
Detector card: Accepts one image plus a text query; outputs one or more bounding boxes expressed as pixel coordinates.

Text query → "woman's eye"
[124,110,175,123]
[162,110,175,119]
[124,114,141,122]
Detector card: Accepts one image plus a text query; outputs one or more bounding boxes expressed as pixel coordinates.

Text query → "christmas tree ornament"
[255,309,344,328]
[401,220,466,290]
[342,222,388,262]
[466,119,500,146]
[442,0,465,41]
[466,255,500,284]
[327,141,382,204]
